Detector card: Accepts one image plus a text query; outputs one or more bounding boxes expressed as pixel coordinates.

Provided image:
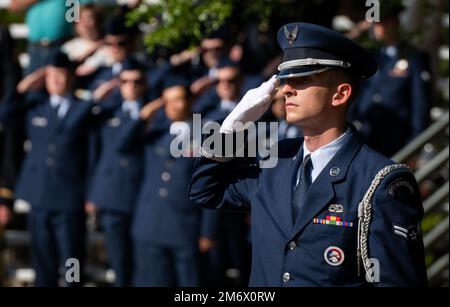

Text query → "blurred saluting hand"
[17,67,46,93]
[139,98,165,122]
[93,78,121,101]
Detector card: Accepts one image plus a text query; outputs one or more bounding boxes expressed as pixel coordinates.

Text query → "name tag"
[31,117,48,127]
[108,117,121,127]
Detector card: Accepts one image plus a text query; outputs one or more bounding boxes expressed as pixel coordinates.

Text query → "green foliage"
[0,9,25,24]
[422,212,447,233]
[125,0,298,52]
[127,0,234,52]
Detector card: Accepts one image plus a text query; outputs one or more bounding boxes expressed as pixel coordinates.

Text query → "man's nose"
[280,83,295,97]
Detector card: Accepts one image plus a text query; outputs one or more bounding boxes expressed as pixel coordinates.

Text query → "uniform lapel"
[117,104,128,124]
[154,129,175,159]
[289,128,363,240]
[290,159,336,237]
[289,146,304,214]
[263,139,302,236]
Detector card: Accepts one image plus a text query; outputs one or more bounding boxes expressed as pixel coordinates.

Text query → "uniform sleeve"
[86,120,101,188]
[85,99,122,173]
[369,168,428,287]
[410,51,432,139]
[188,154,260,211]
[117,111,170,153]
[199,208,220,240]
[0,26,21,107]
[0,116,26,208]
[0,91,26,127]
[70,100,98,126]
[116,119,146,153]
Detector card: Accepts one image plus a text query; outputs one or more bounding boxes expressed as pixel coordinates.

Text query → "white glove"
[220,75,279,133]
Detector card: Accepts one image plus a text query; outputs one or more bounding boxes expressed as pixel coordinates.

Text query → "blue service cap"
[105,15,132,36]
[161,74,190,92]
[216,56,240,69]
[121,57,144,72]
[277,22,377,79]
[48,51,75,71]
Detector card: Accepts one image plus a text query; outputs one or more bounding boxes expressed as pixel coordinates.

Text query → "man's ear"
[331,83,352,107]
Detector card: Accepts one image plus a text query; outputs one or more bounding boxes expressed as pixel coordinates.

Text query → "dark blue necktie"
[292,154,313,223]
[50,103,61,122]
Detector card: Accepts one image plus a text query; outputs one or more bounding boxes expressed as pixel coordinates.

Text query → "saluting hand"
[190,75,215,96]
[139,97,165,122]
[16,67,46,93]
[220,75,279,133]
[92,78,120,102]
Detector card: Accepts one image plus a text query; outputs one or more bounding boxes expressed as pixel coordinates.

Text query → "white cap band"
[278,58,352,71]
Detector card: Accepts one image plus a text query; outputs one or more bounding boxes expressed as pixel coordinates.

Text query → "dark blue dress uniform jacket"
[350,45,431,156]
[119,116,218,246]
[1,92,93,211]
[189,127,428,287]
[87,98,143,213]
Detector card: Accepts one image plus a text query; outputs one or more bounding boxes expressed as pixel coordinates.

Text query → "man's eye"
[298,76,312,83]
[293,77,312,85]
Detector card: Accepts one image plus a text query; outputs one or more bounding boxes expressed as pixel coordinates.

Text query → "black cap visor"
[277,65,334,80]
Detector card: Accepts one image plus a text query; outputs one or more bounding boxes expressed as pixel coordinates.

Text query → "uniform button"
[159,187,168,197]
[40,38,50,46]
[46,157,55,166]
[110,117,121,127]
[372,94,382,103]
[421,71,431,82]
[282,272,291,283]
[24,140,32,152]
[161,172,171,182]
[48,144,56,153]
[120,158,129,167]
[288,241,297,250]
[156,147,165,156]
[92,106,101,115]
[329,167,340,177]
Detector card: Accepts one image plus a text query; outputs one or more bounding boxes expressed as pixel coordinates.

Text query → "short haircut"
[327,68,361,104]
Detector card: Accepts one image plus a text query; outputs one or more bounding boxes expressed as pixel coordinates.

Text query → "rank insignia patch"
[392,223,420,241]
